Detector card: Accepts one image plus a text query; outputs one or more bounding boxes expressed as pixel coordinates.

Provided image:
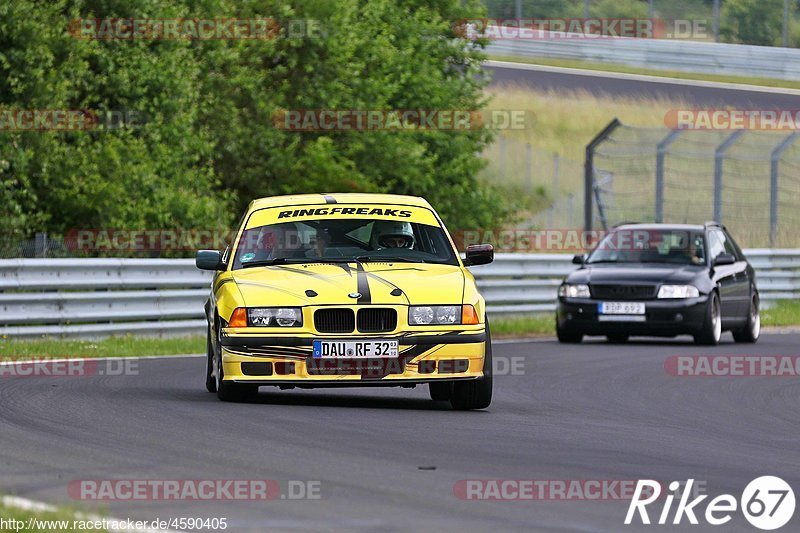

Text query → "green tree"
[721,0,785,46]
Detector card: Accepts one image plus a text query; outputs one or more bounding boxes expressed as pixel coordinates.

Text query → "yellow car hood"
[230,262,465,306]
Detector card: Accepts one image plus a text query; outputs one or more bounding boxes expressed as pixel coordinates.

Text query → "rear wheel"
[450,323,493,410]
[694,292,722,346]
[733,293,760,343]
[429,381,453,401]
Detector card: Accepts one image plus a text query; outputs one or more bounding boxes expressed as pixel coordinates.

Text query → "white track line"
[485,59,800,96]
[1,495,180,533]
[0,354,204,365]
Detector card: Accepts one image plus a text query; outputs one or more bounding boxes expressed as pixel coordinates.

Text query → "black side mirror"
[572,254,585,265]
[196,250,225,271]
[713,253,736,267]
[464,244,494,266]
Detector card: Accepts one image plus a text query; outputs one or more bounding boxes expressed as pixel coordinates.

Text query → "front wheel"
[205,326,217,393]
[429,381,453,401]
[215,326,258,402]
[450,323,493,410]
[694,292,722,346]
[732,293,760,343]
[556,318,583,343]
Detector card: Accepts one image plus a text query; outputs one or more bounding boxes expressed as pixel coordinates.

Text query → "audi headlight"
[657,285,700,299]
[558,284,590,298]
[409,305,461,325]
[247,307,302,327]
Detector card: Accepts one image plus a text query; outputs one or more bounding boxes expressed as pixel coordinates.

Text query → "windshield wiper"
[241,258,288,268]
[356,256,421,263]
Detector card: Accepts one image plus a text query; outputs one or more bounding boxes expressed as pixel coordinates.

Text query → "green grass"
[0,335,204,360]
[490,301,800,338]
[491,314,554,338]
[0,500,96,533]
[489,54,800,91]
[762,300,800,328]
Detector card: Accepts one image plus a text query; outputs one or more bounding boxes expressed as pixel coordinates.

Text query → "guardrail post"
[655,130,682,223]
[713,130,745,223]
[584,118,621,232]
[770,132,800,247]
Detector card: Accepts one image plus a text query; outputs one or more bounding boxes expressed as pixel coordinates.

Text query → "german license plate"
[312,340,399,359]
[599,302,646,315]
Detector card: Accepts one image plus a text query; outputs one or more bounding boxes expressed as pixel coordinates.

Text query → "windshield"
[586,229,706,265]
[231,218,458,269]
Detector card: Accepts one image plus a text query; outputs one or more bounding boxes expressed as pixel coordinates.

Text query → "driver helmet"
[370,221,415,250]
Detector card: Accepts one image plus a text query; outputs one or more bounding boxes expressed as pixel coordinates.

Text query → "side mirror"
[572,254,585,265]
[196,250,225,271]
[464,244,494,266]
[713,253,736,267]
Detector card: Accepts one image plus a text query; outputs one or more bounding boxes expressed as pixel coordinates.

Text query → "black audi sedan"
[556,223,760,345]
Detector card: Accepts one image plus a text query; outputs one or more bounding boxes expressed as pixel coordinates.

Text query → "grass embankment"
[0,302,798,355]
[0,335,204,360]
[0,498,98,533]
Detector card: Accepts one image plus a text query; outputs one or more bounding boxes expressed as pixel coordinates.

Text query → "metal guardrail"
[487,35,800,81]
[0,250,797,338]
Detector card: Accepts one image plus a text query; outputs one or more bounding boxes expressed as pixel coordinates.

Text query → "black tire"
[732,292,760,344]
[429,381,454,401]
[214,324,258,402]
[694,291,722,346]
[606,333,629,343]
[205,325,217,393]
[556,318,583,343]
[450,323,493,410]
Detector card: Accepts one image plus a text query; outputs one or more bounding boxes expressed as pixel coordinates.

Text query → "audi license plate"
[312,340,398,359]
[599,302,646,315]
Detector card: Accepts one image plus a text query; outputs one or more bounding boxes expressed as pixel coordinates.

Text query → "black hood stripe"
[356,263,371,304]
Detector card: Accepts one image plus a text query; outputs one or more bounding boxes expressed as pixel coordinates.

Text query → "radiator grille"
[357,308,397,333]
[314,309,355,333]
[590,285,656,300]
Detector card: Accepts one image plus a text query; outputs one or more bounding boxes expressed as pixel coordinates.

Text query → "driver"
[370,221,415,250]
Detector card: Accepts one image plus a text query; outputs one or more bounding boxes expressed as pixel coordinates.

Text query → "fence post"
[584,118,621,232]
[655,130,682,223]
[770,132,800,247]
[713,130,745,223]
[525,143,533,193]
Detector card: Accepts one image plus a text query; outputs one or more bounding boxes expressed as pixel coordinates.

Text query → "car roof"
[249,193,433,210]
[613,223,709,232]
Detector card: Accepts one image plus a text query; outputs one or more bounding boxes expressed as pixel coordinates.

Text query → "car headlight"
[657,285,700,299]
[409,305,461,325]
[247,307,303,327]
[558,284,590,298]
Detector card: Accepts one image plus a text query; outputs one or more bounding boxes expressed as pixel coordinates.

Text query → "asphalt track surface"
[486,61,800,108]
[2,332,799,532]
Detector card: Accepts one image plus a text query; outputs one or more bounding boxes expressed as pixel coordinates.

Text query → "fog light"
[241,362,273,376]
[675,313,684,322]
[418,360,436,374]
[438,359,469,374]
[274,362,295,375]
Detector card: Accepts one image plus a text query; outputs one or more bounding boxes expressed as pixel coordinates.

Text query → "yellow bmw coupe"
[196,193,494,409]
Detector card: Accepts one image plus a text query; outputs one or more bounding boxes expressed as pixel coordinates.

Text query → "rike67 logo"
[626,477,795,530]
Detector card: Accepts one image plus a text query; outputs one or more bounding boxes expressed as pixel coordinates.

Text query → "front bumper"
[556,296,709,337]
[219,329,487,384]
